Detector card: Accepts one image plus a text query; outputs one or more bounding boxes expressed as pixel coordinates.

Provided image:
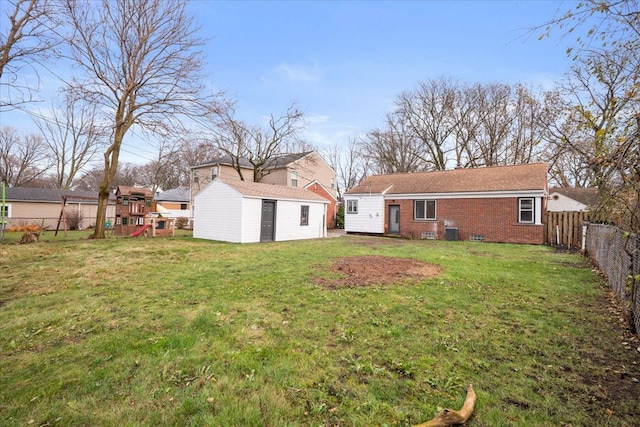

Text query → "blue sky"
[2,0,576,164]
[188,0,573,151]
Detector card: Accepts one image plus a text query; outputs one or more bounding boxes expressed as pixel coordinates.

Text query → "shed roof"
[346,163,548,195]
[549,187,599,207]
[4,187,116,202]
[220,178,328,203]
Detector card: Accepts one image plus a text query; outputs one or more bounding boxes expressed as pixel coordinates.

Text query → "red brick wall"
[305,183,337,228]
[384,197,544,244]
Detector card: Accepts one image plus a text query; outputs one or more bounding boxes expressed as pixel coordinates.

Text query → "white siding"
[193,181,243,243]
[240,197,262,243]
[194,180,328,243]
[344,194,385,233]
[274,200,326,241]
[547,193,589,212]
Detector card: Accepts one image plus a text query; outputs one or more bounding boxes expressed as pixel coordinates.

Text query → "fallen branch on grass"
[414,384,477,427]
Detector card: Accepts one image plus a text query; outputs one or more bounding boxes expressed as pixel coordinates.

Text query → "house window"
[123,197,129,206]
[180,203,187,210]
[300,205,309,226]
[1,203,11,219]
[211,166,219,180]
[519,198,534,223]
[330,178,335,189]
[291,170,298,187]
[346,199,358,214]
[193,171,199,183]
[414,200,436,220]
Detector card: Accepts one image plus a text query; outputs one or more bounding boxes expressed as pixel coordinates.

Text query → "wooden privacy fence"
[545,211,589,248]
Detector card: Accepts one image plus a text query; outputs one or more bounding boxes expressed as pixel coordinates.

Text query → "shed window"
[122,217,128,225]
[300,205,309,226]
[519,198,534,223]
[414,200,436,220]
[346,200,358,214]
[123,197,129,206]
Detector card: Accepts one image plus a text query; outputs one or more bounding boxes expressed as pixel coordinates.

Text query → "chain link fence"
[585,223,640,334]
[0,217,116,232]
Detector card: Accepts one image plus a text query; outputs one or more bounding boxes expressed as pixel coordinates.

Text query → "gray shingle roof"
[191,151,313,170]
[155,186,190,202]
[4,187,115,203]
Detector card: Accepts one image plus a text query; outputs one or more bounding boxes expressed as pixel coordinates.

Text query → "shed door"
[389,205,400,234]
[260,200,276,242]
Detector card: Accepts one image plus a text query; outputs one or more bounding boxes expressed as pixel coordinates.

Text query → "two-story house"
[190,151,338,227]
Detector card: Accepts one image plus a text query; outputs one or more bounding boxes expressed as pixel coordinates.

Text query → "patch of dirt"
[315,255,442,289]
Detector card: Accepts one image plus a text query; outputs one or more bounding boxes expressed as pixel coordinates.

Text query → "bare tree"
[361,112,427,174]
[130,138,182,194]
[73,161,140,191]
[34,92,105,189]
[0,126,51,186]
[323,136,368,199]
[0,0,59,109]
[214,104,306,182]
[175,137,221,185]
[396,77,460,170]
[62,0,225,238]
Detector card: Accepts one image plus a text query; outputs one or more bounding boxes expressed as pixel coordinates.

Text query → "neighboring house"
[344,163,548,244]
[190,151,338,227]
[547,187,598,212]
[154,186,192,225]
[113,186,154,236]
[304,179,339,228]
[194,177,329,243]
[1,187,116,230]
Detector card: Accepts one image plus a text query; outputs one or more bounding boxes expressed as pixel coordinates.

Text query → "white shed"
[194,178,328,243]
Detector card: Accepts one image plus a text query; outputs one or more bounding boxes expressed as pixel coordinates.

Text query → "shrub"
[335,204,345,229]
[65,208,83,230]
[175,217,189,229]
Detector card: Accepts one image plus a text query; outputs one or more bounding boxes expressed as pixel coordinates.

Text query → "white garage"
[194,178,328,243]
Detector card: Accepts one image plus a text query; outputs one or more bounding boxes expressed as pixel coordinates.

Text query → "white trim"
[304,180,338,201]
[385,190,545,200]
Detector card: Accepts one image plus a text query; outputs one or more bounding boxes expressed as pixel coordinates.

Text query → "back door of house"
[389,205,400,234]
[260,200,276,242]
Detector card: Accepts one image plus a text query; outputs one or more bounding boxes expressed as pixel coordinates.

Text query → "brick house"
[344,163,548,244]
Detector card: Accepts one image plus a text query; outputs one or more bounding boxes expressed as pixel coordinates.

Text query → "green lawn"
[1,233,638,426]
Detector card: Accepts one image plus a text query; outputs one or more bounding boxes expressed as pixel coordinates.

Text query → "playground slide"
[130,223,152,237]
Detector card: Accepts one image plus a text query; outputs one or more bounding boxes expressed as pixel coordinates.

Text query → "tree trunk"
[91,126,124,239]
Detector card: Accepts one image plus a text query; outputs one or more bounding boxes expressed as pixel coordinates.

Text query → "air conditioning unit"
[445,227,458,241]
